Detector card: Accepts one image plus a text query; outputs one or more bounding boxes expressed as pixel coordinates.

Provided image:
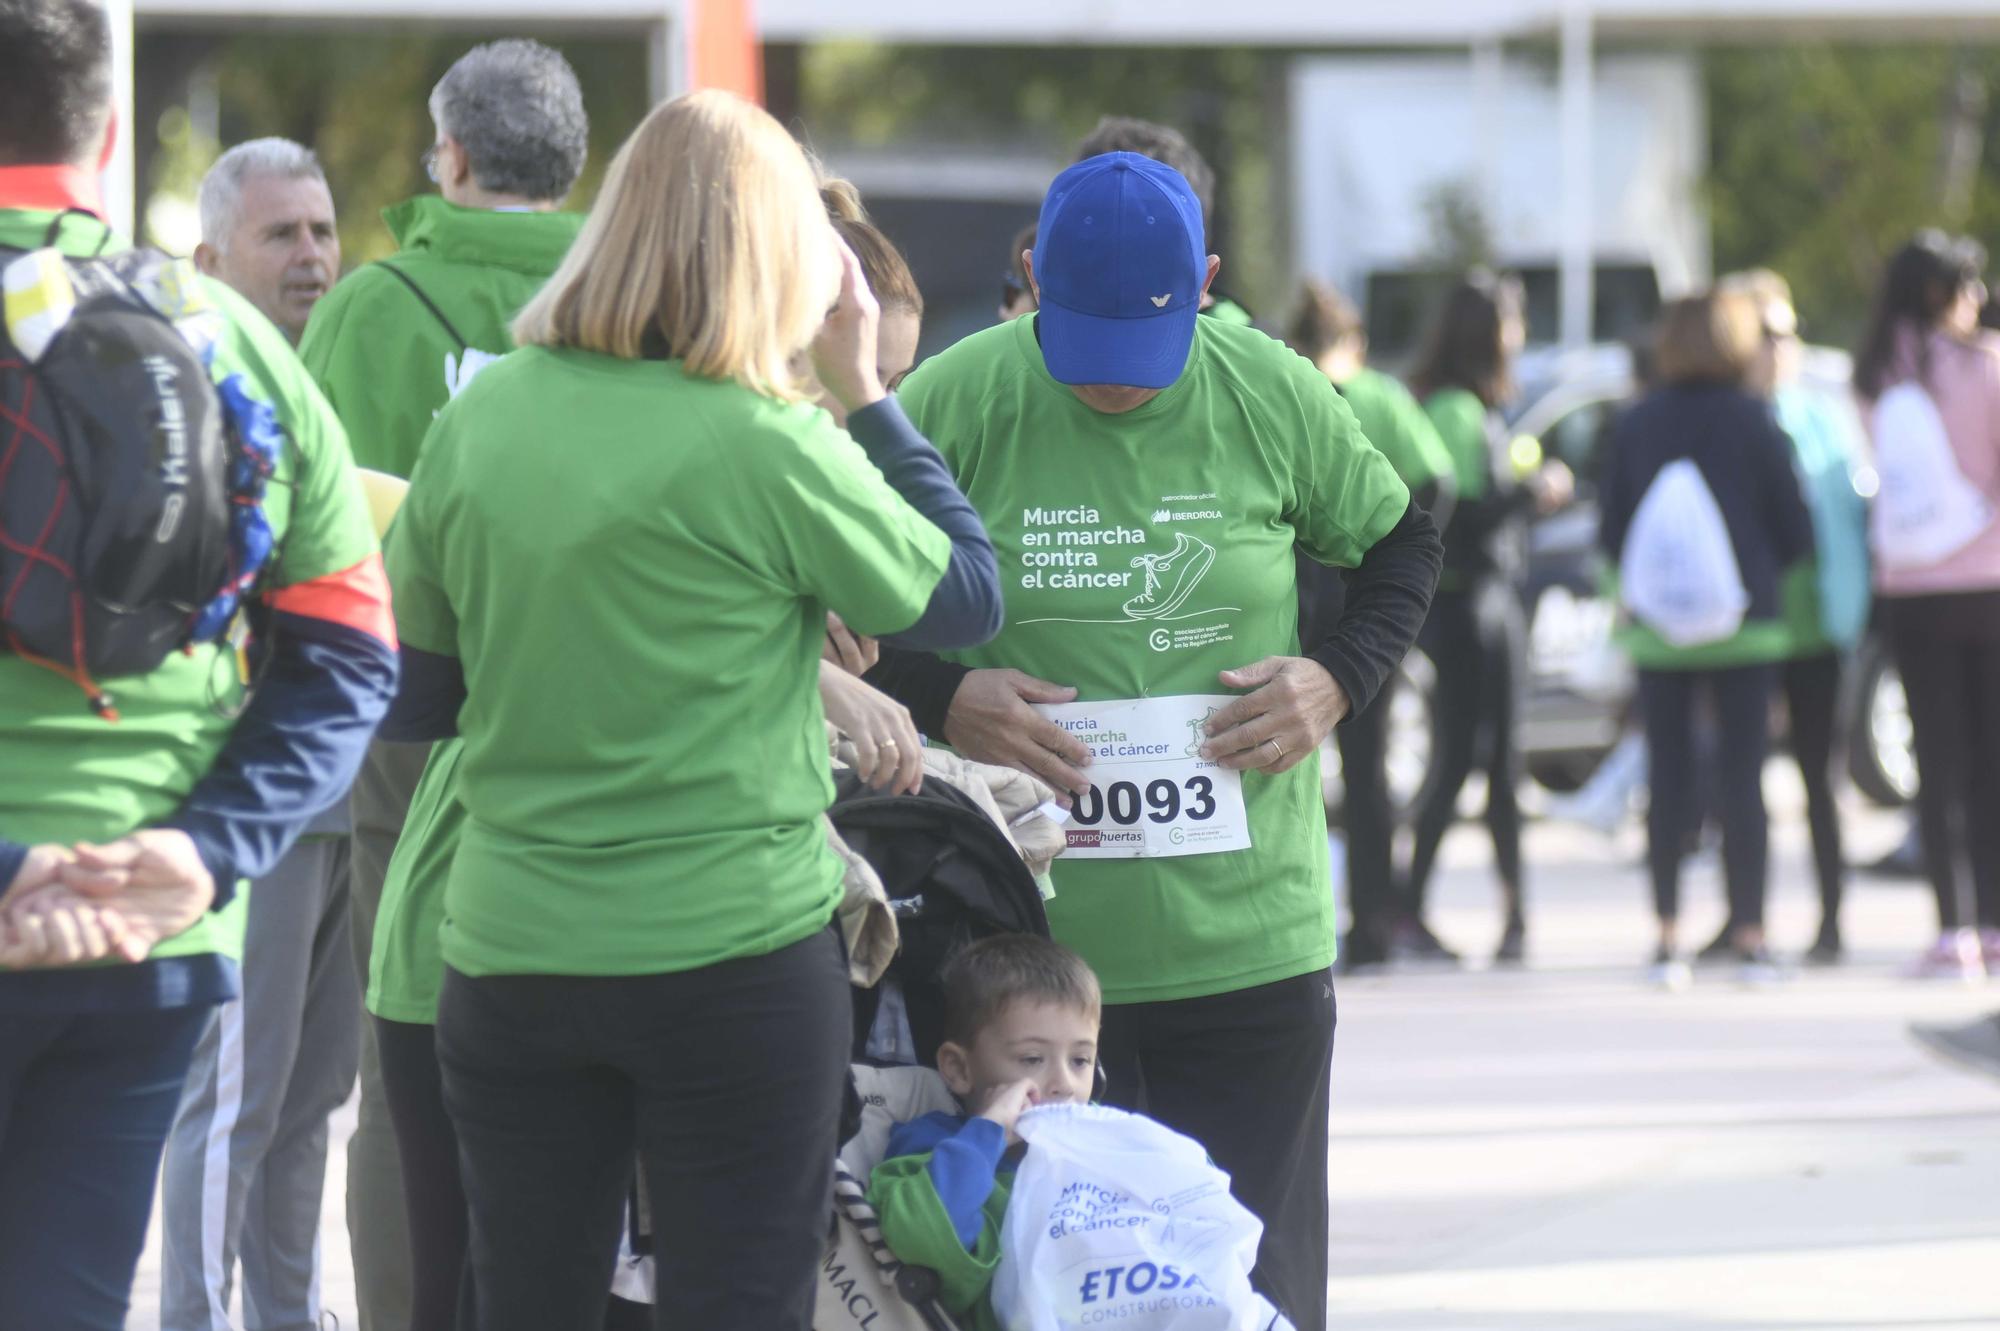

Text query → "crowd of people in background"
[1275,237,1998,992]
[3,1,1999,1328]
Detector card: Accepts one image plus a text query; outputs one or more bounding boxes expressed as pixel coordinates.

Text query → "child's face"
[940,999,1099,1117]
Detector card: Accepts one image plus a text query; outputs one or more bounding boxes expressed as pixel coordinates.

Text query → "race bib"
[1033,695,1251,860]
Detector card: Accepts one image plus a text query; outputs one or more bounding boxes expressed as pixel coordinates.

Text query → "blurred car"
[1323,341,1915,821]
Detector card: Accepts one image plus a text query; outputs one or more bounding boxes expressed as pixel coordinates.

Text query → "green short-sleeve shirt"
[1423,386,1494,501]
[896,317,1409,1003]
[0,210,378,968]
[384,346,952,978]
[366,738,465,1020]
[1335,367,1455,491]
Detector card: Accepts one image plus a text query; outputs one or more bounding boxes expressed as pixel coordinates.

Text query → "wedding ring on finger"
[1265,737,1285,762]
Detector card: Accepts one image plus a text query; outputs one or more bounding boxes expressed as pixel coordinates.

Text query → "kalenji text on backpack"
[1,217,284,719]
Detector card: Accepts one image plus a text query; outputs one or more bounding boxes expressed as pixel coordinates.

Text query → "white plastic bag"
[1869,382,1994,570]
[1619,458,1750,648]
[993,1104,1291,1331]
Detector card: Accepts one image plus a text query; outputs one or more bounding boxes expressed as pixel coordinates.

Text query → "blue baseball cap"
[1033,152,1208,389]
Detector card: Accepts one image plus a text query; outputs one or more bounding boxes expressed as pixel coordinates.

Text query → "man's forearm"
[1308,499,1444,718]
[864,647,973,738]
[162,613,397,903]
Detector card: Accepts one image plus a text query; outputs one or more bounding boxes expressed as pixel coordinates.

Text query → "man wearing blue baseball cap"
[868,152,1443,1328]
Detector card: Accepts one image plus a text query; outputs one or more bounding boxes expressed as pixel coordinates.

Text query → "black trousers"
[1098,967,1337,1331]
[1406,583,1526,917]
[1782,652,1847,925]
[376,1016,471,1331]
[437,927,851,1331]
[1640,664,1775,927]
[1339,670,1400,950]
[1883,591,2000,932]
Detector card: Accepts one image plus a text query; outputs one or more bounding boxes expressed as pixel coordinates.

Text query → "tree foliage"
[141,32,650,266]
[1707,43,2000,346]
[798,44,1286,312]
[139,29,2000,344]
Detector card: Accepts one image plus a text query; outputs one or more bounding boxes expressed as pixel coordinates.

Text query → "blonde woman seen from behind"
[374,91,1000,1331]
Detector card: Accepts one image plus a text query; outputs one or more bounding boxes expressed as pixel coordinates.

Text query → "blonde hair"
[1720,267,1798,339]
[513,90,839,399]
[1720,267,1793,310]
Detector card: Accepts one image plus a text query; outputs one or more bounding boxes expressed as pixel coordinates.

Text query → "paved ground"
[129,769,2000,1330]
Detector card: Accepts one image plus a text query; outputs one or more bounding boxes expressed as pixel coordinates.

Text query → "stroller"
[618,765,1057,1331]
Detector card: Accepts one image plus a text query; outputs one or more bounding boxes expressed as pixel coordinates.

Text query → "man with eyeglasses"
[295,37,586,1331]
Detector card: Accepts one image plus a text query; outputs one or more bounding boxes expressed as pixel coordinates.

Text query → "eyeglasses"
[999,272,1027,310]
[422,145,441,185]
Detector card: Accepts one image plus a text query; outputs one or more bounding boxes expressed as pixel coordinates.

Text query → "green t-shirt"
[366,738,464,1020]
[1203,296,1255,327]
[298,196,584,479]
[1423,386,1494,501]
[0,210,378,967]
[898,316,1408,1003]
[313,201,581,1018]
[384,346,952,978]
[1335,367,1454,491]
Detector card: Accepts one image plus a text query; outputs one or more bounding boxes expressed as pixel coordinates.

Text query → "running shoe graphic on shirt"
[1124,531,1217,619]
[1185,705,1222,756]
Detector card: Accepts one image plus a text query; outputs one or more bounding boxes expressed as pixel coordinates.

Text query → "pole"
[690,0,763,102]
[1558,0,1594,351]
[649,3,688,105]
[104,0,137,235]
[1470,34,1503,253]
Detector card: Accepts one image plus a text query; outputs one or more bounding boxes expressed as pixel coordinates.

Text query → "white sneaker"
[1647,947,1692,992]
[1905,929,1986,983]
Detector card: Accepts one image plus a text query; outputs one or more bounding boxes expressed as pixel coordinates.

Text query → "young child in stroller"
[867,935,1102,1331]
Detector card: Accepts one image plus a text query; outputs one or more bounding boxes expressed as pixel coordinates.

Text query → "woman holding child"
[376,90,1000,1330]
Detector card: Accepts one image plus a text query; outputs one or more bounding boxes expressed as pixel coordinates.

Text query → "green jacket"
[1607,564,1816,671]
[299,196,577,1023]
[869,1154,1012,1331]
[298,196,583,479]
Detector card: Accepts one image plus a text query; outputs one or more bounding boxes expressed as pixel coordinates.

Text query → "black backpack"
[0,216,271,717]
[829,769,1052,1064]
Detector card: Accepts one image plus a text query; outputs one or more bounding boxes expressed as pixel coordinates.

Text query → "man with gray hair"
[159,133,359,1331]
[297,37,587,1331]
[193,137,339,342]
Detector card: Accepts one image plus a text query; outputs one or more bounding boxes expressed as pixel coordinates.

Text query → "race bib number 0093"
[1032,695,1252,859]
